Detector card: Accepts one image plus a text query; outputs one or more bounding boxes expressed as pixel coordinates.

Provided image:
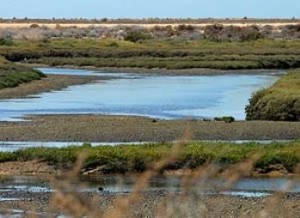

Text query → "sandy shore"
[0,115,299,141]
[0,74,100,99]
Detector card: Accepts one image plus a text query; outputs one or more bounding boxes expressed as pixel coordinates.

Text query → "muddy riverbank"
[0,186,299,217]
[0,172,300,217]
[0,115,299,142]
[0,74,100,99]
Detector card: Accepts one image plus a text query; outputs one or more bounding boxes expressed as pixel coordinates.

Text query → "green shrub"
[246,71,300,121]
[124,31,153,42]
[0,58,46,89]
[214,116,235,123]
[0,38,14,46]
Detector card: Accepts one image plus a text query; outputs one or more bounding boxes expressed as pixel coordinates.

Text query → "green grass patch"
[0,57,45,89]
[2,141,300,174]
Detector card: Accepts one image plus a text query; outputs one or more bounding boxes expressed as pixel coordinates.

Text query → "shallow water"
[0,140,293,152]
[1,175,299,217]
[83,175,300,194]
[1,175,299,197]
[0,141,148,152]
[0,68,280,121]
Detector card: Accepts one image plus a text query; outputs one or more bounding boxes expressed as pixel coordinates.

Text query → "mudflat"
[0,74,100,99]
[0,161,60,176]
[0,115,299,141]
[0,190,299,217]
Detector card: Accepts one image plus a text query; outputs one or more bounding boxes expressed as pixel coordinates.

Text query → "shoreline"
[0,74,101,99]
[24,63,286,76]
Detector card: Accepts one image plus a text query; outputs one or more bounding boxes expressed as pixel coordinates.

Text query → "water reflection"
[1,175,299,196]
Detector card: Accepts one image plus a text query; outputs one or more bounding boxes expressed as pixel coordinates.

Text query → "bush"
[0,38,13,46]
[214,116,235,123]
[246,71,300,121]
[124,31,153,42]
[0,59,45,89]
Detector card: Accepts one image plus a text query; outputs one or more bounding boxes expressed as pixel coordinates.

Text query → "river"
[0,68,280,121]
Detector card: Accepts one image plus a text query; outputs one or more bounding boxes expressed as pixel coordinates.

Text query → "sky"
[0,0,299,19]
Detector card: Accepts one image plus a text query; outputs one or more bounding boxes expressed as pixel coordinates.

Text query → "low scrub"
[1,38,300,70]
[0,58,45,89]
[124,30,153,42]
[25,55,300,70]
[246,71,300,121]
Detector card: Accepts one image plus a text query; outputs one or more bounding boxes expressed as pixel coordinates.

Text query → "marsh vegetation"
[0,20,299,217]
[0,141,299,174]
[0,57,45,89]
[0,38,299,70]
[246,70,300,121]
[0,21,299,70]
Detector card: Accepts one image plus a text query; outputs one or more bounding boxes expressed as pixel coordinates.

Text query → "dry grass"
[0,21,299,29]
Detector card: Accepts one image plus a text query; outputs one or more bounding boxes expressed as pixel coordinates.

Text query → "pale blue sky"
[0,0,299,19]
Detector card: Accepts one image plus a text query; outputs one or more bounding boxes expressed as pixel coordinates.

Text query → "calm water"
[0,141,148,152]
[0,68,280,121]
[1,175,298,216]
[1,175,299,196]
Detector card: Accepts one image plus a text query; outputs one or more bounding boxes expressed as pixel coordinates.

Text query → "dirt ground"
[0,161,62,176]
